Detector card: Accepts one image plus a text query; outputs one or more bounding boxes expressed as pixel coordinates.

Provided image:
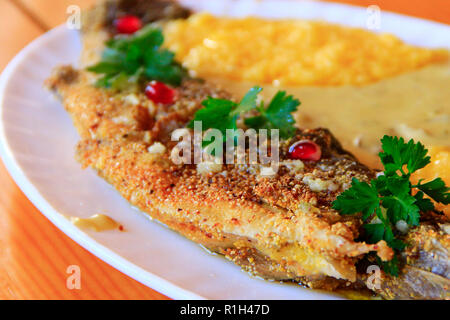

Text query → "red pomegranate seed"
[145,81,176,105]
[114,15,142,34]
[289,140,322,161]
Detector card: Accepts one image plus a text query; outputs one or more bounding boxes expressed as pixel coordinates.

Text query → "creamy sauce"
[210,61,450,169]
[70,214,123,232]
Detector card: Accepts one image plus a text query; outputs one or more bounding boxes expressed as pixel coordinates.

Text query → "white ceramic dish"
[0,0,449,300]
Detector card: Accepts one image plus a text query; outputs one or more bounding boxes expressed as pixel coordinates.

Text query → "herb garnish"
[188,86,300,143]
[87,25,187,89]
[244,91,300,139]
[332,135,450,276]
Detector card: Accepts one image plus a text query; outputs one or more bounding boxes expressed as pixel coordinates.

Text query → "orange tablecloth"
[0,0,448,300]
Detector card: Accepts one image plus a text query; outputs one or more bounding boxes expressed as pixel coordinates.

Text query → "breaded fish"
[45,0,449,299]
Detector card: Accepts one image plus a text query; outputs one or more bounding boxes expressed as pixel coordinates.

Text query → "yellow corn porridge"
[164,13,448,86]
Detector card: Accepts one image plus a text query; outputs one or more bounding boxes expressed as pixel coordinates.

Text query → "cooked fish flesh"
[45,0,449,299]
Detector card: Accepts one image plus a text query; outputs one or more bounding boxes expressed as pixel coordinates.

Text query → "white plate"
[0,0,449,300]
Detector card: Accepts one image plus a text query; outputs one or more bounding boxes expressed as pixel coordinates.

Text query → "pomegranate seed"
[145,81,176,105]
[114,15,142,34]
[289,140,322,161]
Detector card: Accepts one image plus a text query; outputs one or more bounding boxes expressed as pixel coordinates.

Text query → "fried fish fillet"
[45,0,449,299]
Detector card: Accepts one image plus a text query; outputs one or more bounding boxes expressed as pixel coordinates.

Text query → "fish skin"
[358,222,449,300]
[402,223,449,279]
[369,266,449,300]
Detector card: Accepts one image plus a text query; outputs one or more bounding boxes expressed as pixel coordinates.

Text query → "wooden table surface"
[0,0,448,300]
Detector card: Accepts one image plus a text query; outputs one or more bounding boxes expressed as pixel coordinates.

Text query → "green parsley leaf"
[405,140,431,174]
[379,135,430,175]
[363,221,386,244]
[87,61,122,74]
[231,86,262,117]
[383,193,420,226]
[380,175,420,225]
[188,86,262,133]
[87,26,186,89]
[377,256,400,277]
[244,91,300,139]
[416,178,450,205]
[189,86,300,147]
[413,191,435,212]
[187,98,237,136]
[332,178,380,220]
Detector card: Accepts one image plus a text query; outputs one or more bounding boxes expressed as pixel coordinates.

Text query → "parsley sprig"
[332,136,450,276]
[245,91,300,139]
[188,86,300,143]
[87,25,186,89]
